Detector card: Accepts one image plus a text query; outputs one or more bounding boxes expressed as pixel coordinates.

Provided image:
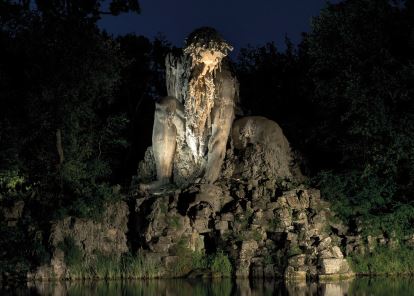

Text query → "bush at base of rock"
[349,245,414,275]
[166,250,233,278]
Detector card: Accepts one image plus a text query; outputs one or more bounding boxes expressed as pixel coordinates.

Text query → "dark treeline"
[0,0,413,277]
[237,0,414,236]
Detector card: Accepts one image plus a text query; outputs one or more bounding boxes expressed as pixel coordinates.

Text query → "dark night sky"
[99,0,341,55]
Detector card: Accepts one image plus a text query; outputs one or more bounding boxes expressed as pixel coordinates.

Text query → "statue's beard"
[185,64,217,160]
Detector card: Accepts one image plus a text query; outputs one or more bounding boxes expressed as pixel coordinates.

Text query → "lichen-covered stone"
[235,240,258,277]
[320,258,351,275]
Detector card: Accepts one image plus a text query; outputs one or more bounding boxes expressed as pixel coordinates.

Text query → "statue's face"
[197,49,225,74]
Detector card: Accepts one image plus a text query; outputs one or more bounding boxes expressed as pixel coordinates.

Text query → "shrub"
[209,251,232,276]
[121,251,160,279]
[349,245,414,275]
[287,245,302,257]
[315,170,414,238]
[57,237,83,267]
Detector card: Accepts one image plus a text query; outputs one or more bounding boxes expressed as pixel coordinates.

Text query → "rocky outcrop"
[132,118,354,280]
[28,201,129,280]
[131,183,353,280]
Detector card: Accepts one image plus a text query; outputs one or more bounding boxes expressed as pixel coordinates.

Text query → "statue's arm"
[204,71,238,183]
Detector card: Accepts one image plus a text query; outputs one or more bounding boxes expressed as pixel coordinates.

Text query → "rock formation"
[28,202,129,280]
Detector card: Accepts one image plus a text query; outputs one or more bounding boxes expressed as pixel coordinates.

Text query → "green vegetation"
[169,251,208,277]
[57,237,83,267]
[56,236,161,279]
[209,251,232,276]
[287,245,302,257]
[168,216,182,229]
[57,235,232,279]
[349,245,414,275]
[134,250,232,278]
[269,217,282,231]
[61,252,161,279]
[306,0,414,238]
[169,239,232,277]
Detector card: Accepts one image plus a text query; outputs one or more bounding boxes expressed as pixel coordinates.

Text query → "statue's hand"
[139,179,174,195]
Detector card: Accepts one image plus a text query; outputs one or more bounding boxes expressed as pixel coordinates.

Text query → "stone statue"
[140,27,239,191]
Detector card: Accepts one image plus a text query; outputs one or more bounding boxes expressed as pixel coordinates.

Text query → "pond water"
[2,277,414,296]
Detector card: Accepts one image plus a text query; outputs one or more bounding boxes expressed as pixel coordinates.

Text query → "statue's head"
[184,27,233,73]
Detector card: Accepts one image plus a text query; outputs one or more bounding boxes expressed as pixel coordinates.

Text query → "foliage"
[306,0,414,236]
[269,217,281,231]
[307,0,414,173]
[168,215,182,230]
[349,245,414,275]
[209,251,232,276]
[2,0,140,22]
[287,245,302,257]
[236,40,314,151]
[0,209,50,279]
[0,222,31,278]
[121,251,161,279]
[0,169,25,197]
[168,240,232,277]
[57,236,83,267]
[58,248,161,279]
[0,0,169,278]
[318,170,414,237]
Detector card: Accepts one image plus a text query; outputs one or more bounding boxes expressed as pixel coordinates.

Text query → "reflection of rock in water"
[321,281,352,296]
[236,279,355,296]
[27,279,234,296]
[17,278,414,296]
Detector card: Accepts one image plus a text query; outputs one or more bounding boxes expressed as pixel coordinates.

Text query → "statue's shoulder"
[216,58,237,81]
[165,50,191,102]
[214,58,240,107]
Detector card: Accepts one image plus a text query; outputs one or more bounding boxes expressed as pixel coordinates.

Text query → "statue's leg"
[141,96,180,191]
[204,98,235,184]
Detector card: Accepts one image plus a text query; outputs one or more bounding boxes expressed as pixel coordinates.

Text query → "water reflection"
[1,277,414,295]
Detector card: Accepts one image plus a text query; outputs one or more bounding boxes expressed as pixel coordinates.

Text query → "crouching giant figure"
[140,27,238,191]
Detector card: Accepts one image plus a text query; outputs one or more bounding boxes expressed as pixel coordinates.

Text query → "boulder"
[235,240,258,277]
[320,258,351,275]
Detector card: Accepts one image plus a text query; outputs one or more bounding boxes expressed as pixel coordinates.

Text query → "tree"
[236,40,314,153]
[306,0,414,234]
[0,0,141,216]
